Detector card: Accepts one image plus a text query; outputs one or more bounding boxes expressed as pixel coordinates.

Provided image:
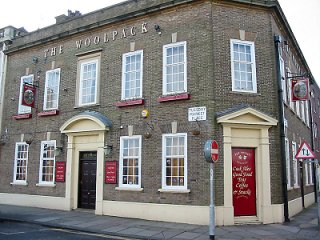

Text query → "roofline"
[4,0,315,82]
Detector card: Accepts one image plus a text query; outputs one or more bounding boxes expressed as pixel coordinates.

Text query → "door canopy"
[217,105,278,127]
[60,111,113,134]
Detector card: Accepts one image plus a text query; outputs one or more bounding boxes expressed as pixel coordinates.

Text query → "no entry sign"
[211,140,219,162]
[204,140,219,163]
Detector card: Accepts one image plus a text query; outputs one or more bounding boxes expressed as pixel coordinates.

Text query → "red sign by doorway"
[232,148,256,216]
[55,161,66,182]
[105,161,117,184]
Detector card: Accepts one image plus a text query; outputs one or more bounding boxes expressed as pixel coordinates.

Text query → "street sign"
[295,141,315,159]
[211,140,219,162]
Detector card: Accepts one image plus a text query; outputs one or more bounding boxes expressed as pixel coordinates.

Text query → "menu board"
[55,161,66,182]
[105,161,117,184]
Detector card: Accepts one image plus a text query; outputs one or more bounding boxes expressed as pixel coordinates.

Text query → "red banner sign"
[291,78,309,101]
[105,161,117,184]
[21,84,36,108]
[55,161,66,182]
[232,148,256,216]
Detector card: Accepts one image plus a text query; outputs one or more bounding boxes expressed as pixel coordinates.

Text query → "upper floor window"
[162,133,187,190]
[285,138,291,188]
[279,56,287,103]
[230,39,257,93]
[76,52,101,107]
[39,140,56,184]
[44,69,60,110]
[13,142,29,183]
[18,75,34,114]
[163,41,187,95]
[122,50,143,100]
[119,135,142,188]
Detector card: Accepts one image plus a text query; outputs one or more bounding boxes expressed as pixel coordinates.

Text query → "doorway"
[78,152,97,209]
[232,148,257,216]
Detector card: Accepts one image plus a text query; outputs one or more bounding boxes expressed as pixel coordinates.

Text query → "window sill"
[12,113,32,120]
[230,91,260,96]
[114,99,144,107]
[158,188,190,193]
[74,103,100,109]
[115,187,143,192]
[157,93,190,103]
[293,184,300,189]
[38,110,59,117]
[10,182,28,186]
[287,186,293,190]
[36,183,56,187]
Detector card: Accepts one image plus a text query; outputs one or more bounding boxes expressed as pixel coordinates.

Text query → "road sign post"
[295,141,319,228]
[204,140,219,240]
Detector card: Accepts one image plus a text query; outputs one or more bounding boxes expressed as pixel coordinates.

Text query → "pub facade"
[0,0,316,225]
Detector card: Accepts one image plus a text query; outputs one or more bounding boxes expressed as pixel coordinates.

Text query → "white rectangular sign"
[188,106,206,122]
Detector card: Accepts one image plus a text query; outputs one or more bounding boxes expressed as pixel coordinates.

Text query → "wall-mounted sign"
[55,161,66,182]
[105,161,117,184]
[292,78,309,101]
[188,106,206,122]
[21,84,36,108]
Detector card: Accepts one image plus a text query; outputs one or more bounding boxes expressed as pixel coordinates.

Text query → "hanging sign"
[105,161,117,184]
[55,161,66,182]
[295,141,315,159]
[291,78,309,101]
[21,84,36,108]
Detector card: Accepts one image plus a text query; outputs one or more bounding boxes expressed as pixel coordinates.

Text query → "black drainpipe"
[274,35,290,222]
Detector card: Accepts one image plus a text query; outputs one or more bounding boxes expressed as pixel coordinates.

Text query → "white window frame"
[13,142,29,184]
[305,100,310,127]
[230,39,257,93]
[44,68,61,110]
[161,133,188,191]
[39,140,56,185]
[304,161,310,185]
[292,141,299,187]
[121,50,143,100]
[287,69,295,109]
[18,75,34,114]
[78,59,99,106]
[280,56,287,103]
[301,101,306,123]
[309,161,313,184]
[119,135,142,189]
[163,41,187,95]
[285,138,291,189]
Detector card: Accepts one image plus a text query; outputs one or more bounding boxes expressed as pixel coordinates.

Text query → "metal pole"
[209,162,215,240]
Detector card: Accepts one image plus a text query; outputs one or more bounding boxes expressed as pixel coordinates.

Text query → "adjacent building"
[0,0,317,226]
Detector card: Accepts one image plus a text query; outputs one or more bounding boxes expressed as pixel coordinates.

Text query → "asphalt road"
[0,220,132,240]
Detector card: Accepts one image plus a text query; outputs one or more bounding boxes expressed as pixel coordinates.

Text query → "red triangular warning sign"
[295,141,315,159]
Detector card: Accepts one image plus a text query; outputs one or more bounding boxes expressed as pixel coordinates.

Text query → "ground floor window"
[13,142,29,183]
[39,140,56,183]
[162,133,187,190]
[119,135,142,188]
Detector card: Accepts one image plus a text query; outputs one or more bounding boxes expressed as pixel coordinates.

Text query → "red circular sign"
[211,140,219,162]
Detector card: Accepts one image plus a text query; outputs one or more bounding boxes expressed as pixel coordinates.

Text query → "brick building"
[0,0,316,225]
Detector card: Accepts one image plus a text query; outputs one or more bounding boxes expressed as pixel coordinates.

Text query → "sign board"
[21,84,36,108]
[291,78,309,101]
[55,161,66,182]
[295,141,315,159]
[105,161,117,184]
[211,140,219,162]
[188,106,206,122]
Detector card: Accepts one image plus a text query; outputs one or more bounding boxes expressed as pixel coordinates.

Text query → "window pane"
[163,135,186,188]
[232,41,255,92]
[164,43,186,94]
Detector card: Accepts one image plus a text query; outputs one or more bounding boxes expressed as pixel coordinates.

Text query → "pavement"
[0,204,319,240]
